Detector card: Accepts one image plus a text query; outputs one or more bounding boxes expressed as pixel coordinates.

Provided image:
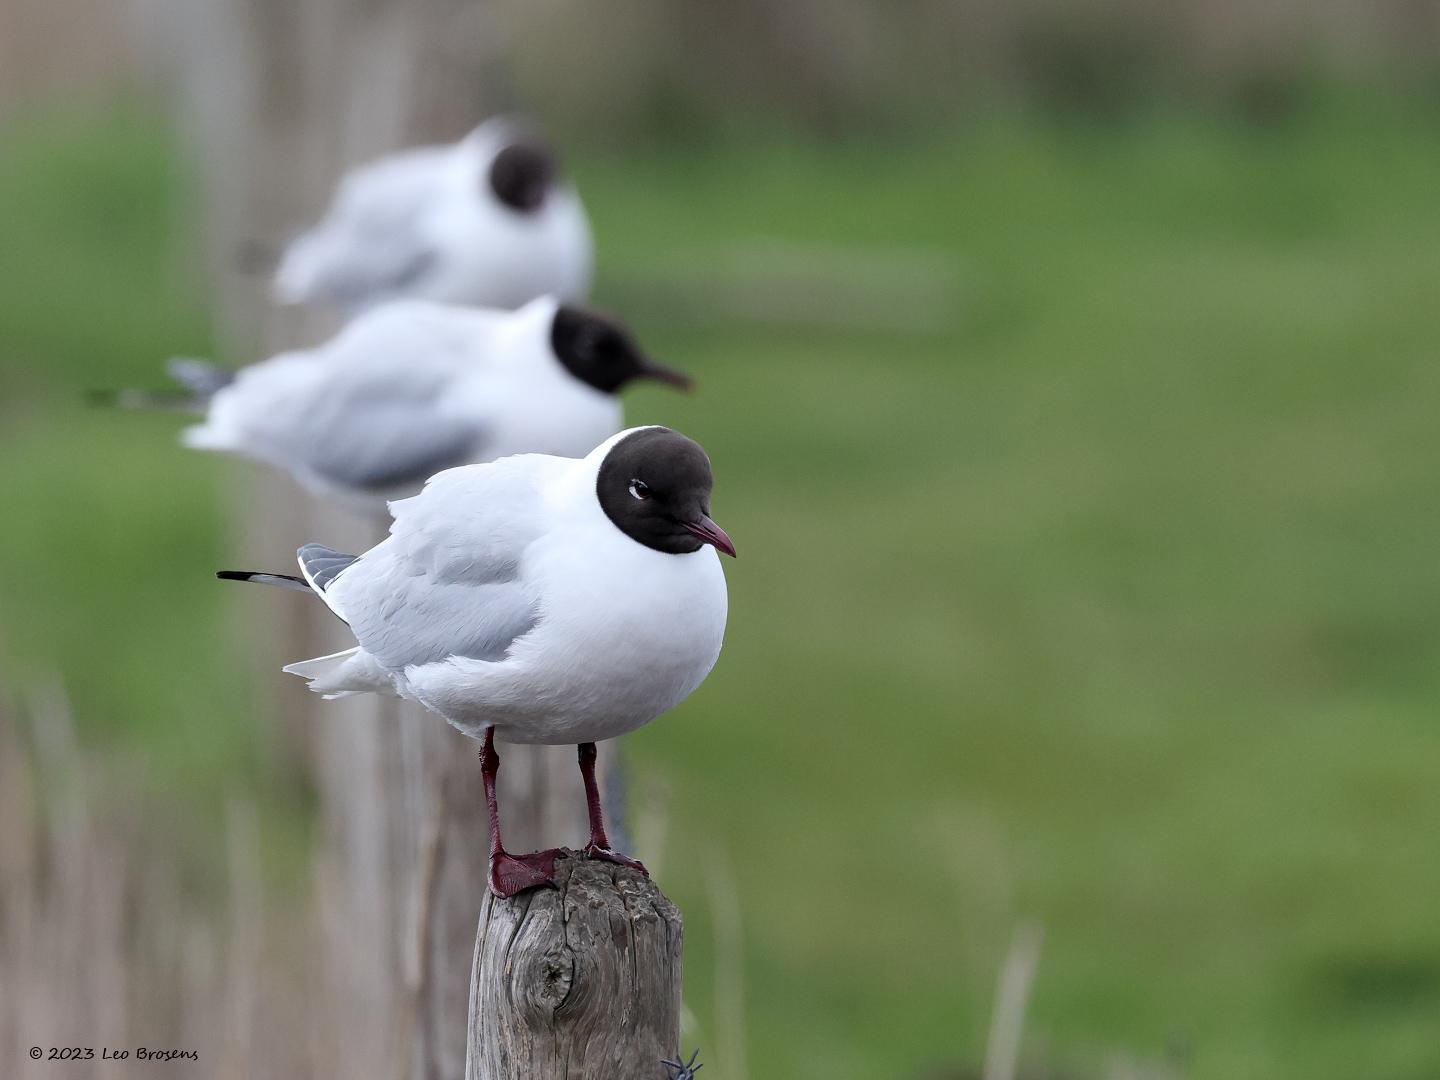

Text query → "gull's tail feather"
[90,358,234,413]
[283,647,392,700]
[217,570,380,698]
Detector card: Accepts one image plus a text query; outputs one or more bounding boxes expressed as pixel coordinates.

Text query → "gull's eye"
[628,479,651,501]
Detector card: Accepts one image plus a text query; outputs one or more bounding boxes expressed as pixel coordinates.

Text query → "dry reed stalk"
[0,678,323,1078]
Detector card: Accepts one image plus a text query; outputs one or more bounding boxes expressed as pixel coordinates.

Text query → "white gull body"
[183,297,622,514]
[284,428,730,745]
[274,118,592,315]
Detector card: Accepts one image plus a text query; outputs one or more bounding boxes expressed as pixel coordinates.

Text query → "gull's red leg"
[481,727,559,897]
[578,741,647,875]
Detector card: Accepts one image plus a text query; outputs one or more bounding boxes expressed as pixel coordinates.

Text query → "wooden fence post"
[466,853,683,1080]
[172,3,595,1077]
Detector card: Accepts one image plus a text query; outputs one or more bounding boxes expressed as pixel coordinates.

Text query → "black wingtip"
[88,387,200,411]
[217,569,313,593]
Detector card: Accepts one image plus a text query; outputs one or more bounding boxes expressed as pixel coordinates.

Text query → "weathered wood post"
[466,853,683,1080]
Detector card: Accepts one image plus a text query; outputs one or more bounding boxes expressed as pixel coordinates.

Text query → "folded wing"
[274,147,448,310]
[321,457,563,671]
[192,303,490,492]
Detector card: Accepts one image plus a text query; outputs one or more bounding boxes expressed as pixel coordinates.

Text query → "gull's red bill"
[639,359,694,391]
[683,515,737,558]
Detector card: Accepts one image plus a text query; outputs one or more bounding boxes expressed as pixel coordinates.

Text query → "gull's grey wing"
[310,245,435,313]
[227,312,488,492]
[301,407,478,491]
[356,576,539,667]
[324,458,561,670]
[276,147,447,309]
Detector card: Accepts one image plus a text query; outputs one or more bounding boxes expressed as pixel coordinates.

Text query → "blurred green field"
[2,98,1440,1079]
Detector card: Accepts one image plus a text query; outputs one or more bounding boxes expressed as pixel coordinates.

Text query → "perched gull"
[109,297,689,515]
[221,427,736,896]
[274,117,593,315]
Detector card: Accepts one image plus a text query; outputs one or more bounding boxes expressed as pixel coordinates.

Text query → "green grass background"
[2,97,1439,1079]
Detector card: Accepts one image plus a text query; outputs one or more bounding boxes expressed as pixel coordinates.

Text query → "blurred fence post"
[465,853,683,1080]
[172,3,590,1078]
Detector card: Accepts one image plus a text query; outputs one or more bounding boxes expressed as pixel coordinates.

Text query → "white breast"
[453,361,623,464]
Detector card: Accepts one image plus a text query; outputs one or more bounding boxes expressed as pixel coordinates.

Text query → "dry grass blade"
[982,920,1044,1080]
[705,845,748,1080]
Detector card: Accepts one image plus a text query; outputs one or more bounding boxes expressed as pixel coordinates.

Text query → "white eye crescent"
[628,479,651,501]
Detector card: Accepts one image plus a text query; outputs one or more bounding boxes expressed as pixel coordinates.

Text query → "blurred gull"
[110,298,690,515]
[274,117,593,314]
[220,426,736,896]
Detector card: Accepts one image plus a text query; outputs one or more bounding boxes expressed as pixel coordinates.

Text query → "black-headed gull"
[220,427,735,896]
[117,297,689,515]
[274,118,592,314]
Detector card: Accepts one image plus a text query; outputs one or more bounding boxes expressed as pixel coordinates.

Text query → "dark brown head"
[596,428,736,557]
[551,305,691,394]
[488,138,557,213]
